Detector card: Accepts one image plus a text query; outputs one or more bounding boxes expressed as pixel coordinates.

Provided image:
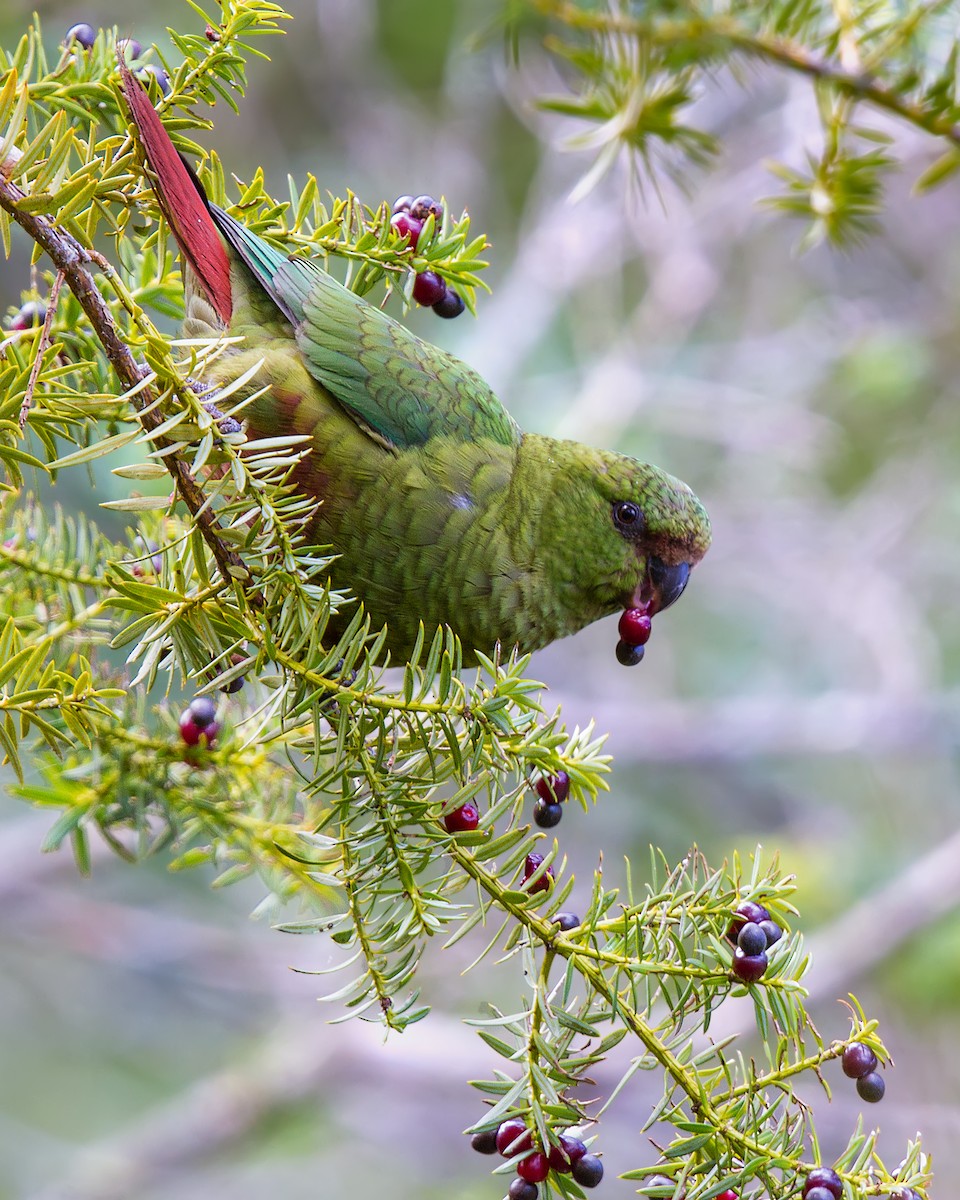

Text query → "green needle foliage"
[0,0,947,1196]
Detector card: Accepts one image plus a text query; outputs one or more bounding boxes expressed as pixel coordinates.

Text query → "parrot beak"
[646,557,691,614]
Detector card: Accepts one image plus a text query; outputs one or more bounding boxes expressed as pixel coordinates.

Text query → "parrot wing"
[210,204,520,451]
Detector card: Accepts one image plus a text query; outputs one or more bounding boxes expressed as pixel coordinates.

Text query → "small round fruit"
[220,675,244,694]
[410,194,443,222]
[802,1166,842,1198]
[640,1178,676,1196]
[470,1129,498,1155]
[412,271,447,306]
[856,1071,885,1103]
[508,1180,538,1200]
[536,771,570,805]
[572,1153,604,1188]
[523,852,553,893]
[804,1189,838,1200]
[391,194,415,214]
[179,711,203,746]
[138,64,170,95]
[444,801,479,833]
[618,607,652,646]
[65,22,96,48]
[547,1134,586,1172]
[552,912,580,932]
[615,638,645,666]
[726,900,771,941]
[517,1153,549,1184]
[737,921,768,956]
[716,1192,739,1200]
[533,799,562,828]
[433,289,465,319]
[760,919,783,946]
[188,696,218,728]
[118,37,142,59]
[496,1118,533,1157]
[732,949,768,983]
[10,301,46,331]
[389,211,423,248]
[841,1042,878,1079]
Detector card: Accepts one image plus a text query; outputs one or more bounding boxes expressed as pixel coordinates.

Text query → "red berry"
[412,271,447,306]
[10,302,46,331]
[179,712,203,746]
[517,1153,549,1184]
[496,1119,533,1157]
[523,852,553,893]
[547,1134,587,1172]
[841,1042,878,1079]
[802,1167,842,1198]
[443,801,479,833]
[433,289,465,319]
[856,1071,885,1103]
[716,1192,739,1200]
[732,949,768,983]
[390,211,423,248]
[618,607,652,646]
[535,771,570,804]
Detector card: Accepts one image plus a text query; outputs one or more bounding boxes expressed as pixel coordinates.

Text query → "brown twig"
[0,172,252,590]
[19,270,64,430]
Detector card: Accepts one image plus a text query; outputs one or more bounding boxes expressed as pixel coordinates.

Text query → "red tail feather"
[119,63,233,323]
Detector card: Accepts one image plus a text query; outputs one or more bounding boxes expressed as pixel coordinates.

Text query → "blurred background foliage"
[1,0,958,1197]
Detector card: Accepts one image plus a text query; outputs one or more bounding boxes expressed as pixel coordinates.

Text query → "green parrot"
[120,66,711,665]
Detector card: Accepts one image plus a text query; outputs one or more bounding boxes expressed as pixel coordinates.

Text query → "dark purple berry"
[760,919,782,947]
[548,1134,587,1172]
[470,1129,498,1154]
[802,1167,842,1198]
[894,1191,921,1200]
[841,1041,878,1079]
[391,194,415,214]
[433,288,465,319]
[618,607,652,646]
[496,1119,533,1157]
[118,37,142,59]
[444,801,479,833]
[138,64,170,95]
[410,193,443,222]
[523,852,553,894]
[517,1153,549,1184]
[10,301,46,331]
[732,949,768,983]
[65,23,96,49]
[804,1190,837,1200]
[536,771,570,804]
[220,675,244,694]
[533,799,562,828]
[553,912,580,932]
[737,921,768,956]
[726,900,771,941]
[412,271,447,306]
[615,639,645,666]
[390,211,423,248]
[641,1178,678,1197]
[572,1154,604,1188]
[188,696,217,728]
[856,1071,885,1103]
[508,1180,538,1200]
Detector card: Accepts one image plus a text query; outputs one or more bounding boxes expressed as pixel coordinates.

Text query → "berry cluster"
[63,25,170,93]
[841,1040,885,1103]
[471,1118,603,1198]
[726,900,783,984]
[178,695,220,749]
[390,195,465,319]
[801,1165,843,1200]
[533,770,569,828]
[616,601,653,667]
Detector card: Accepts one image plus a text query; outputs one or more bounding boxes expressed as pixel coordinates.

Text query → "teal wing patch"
[281,260,520,451]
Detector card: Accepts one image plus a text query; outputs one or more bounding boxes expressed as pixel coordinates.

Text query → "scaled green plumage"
[121,66,711,664]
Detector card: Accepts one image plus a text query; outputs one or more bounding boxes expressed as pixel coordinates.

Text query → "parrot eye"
[612,501,644,534]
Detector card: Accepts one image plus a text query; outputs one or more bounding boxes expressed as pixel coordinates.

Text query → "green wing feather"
[210,204,520,451]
